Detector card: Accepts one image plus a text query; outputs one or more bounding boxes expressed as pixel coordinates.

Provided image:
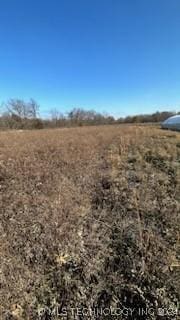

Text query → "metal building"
[161,115,180,131]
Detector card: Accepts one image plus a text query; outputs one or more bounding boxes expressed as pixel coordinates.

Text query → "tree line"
[0,98,178,129]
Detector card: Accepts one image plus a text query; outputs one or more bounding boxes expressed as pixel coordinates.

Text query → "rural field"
[0,125,179,319]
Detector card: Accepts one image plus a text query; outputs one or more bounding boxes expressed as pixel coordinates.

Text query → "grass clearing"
[0,125,179,319]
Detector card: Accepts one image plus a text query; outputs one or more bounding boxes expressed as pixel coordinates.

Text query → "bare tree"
[4,98,39,119]
[5,99,26,118]
[50,108,60,122]
[28,98,39,118]
[49,108,65,127]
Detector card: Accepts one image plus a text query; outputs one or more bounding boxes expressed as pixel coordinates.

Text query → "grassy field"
[0,125,179,319]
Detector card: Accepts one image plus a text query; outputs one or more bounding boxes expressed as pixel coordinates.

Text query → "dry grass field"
[0,125,179,319]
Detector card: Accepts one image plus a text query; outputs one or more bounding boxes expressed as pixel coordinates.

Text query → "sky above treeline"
[0,0,180,117]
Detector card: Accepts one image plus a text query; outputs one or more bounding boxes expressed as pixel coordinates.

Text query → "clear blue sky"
[0,0,180,117]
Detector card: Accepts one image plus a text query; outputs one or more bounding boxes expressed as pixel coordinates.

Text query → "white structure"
[162,115,180,131]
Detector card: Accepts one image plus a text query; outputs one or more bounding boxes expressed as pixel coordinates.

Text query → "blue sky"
[0,0,180,117]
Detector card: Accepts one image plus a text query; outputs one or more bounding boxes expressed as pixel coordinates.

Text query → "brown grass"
[0,125,179,319]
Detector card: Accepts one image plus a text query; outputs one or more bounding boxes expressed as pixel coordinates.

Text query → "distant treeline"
[0,98,179,129]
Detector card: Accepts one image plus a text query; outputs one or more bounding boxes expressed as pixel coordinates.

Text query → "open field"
[0,125,179,319]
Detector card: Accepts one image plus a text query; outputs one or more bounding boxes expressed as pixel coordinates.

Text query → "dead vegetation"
[0,125,179,319]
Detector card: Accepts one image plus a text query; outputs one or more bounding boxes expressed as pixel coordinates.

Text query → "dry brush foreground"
[0,125,179,319]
